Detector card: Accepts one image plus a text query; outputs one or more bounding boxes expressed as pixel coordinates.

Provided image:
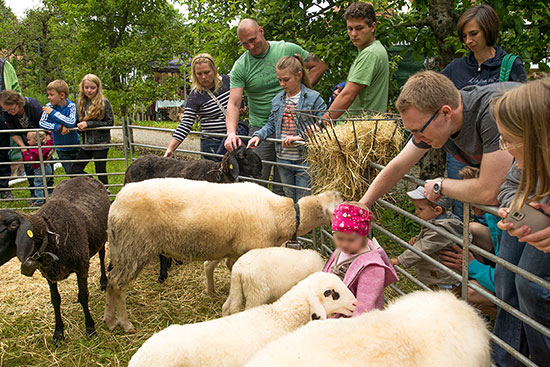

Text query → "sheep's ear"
[15,218,35,262]
[308,296,327,321]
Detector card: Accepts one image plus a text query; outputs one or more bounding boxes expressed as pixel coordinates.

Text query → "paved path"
[111,128,200,153]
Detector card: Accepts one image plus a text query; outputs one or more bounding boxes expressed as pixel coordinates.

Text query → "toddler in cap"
[390,186,464,293]
[323,202,398,316]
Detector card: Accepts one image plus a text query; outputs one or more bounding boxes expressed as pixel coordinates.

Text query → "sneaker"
[0,191,15,200]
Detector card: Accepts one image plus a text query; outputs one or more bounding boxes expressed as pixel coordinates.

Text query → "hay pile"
[305,115,404,201]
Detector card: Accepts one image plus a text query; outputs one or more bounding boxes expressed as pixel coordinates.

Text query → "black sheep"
[0,177,110,344]
[124,145,263,283]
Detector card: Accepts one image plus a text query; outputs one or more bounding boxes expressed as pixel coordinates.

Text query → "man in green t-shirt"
[224,18,327,193]
[323,2,389,120]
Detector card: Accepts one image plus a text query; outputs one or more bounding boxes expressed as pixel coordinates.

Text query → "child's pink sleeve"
[353,265,386,316]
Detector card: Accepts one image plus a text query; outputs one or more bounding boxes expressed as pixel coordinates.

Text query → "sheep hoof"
[119,321,136,334]
[103,316,118,331]
[100,279,108,292]
[86,326,97,337]
[158,275,167,284]
[52,330,64,346]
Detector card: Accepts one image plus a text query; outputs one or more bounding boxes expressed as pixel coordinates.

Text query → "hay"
[305,114,404,201]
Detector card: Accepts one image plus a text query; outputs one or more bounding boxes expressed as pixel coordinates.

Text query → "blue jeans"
[446,153,466,220]
[200,137,223,162]
[26,163,54,199]
[276,158,310,202]
[32,164,53,204]
[57,149,79,175]
[493,231,550,366]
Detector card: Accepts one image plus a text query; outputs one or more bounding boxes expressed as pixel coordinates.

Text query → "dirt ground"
[111,128,201,156]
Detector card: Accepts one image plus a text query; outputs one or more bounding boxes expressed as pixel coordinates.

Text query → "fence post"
[121,116,130,169]
[126,116,135,162]
[35,131,49,202]
[461,202,471,300]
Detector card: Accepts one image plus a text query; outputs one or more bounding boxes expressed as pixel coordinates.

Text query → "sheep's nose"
[352,300,358,307]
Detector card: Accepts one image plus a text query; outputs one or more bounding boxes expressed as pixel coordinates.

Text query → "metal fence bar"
[461,202,471,300]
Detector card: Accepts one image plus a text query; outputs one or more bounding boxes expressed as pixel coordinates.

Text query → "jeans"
[249,126,284,195]
[446,153,466,220]
[71,148,109,185]
[32,164,53,204]
[0,150,10,190]
[277,158,310,202]
[56,149,79,175]
[26,163,54,199]
[200,137,223,162]
[493,231,550,366]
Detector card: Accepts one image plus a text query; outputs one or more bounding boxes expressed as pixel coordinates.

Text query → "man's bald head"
[237,18,268,56]
[237,18,259,35]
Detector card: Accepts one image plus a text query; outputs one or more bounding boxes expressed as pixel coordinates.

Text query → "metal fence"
[0,121,547,366]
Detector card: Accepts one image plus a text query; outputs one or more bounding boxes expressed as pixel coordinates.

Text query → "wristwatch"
[433,178,445,195]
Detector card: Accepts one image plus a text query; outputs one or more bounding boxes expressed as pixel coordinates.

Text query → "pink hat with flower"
[331,203,373,237]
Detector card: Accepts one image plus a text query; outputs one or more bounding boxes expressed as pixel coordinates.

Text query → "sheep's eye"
[323,290,332,297]
[331,290,340,300]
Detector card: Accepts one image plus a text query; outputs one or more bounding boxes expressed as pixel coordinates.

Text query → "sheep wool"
[128,272,357,367]
[222,247,326,316]
[244,291,491,367]
[104,178,342,333]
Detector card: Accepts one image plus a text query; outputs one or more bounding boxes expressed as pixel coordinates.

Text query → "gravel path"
[111,128,200,153]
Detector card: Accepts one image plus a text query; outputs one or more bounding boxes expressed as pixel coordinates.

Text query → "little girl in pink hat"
[323,202,398,316]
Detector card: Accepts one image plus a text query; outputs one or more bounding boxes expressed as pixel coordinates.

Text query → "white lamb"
[222,247,326,316]
[245,291,491,367]
[104,178,342,332]
[128,272,357,367]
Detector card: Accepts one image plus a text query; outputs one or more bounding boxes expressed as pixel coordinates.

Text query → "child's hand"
[409,236,417,245]
[282,135,303,147]
[332,85,343,100]
[42,106,53,114]
[59,126,70,135]
[46,149,55,160]
[390,258,399,266]
[77,122,88,131]
[247,136,260,149]
[305,124,320,137]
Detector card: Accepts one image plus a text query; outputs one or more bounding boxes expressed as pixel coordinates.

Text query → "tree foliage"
[1,0,547,116]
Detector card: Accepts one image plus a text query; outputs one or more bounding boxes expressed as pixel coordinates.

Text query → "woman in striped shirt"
[164,53,229,161]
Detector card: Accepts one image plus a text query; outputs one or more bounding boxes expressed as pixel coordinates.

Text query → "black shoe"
[0,191,15,200]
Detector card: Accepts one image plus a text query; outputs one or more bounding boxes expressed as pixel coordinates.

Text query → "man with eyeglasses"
[359,71,520,209]
[224,18,328,195]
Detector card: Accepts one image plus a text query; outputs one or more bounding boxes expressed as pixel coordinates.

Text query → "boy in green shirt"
[324,2,389,120]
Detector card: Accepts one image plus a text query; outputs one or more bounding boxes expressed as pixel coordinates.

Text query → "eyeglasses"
[408,108,440,135]
[499,136,523,151]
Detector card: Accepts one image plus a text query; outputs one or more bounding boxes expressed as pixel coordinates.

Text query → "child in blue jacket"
[39,79,80,174]
[247,55,326,202]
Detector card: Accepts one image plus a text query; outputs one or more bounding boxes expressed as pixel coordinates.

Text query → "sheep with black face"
[0,177,110,344]
[124,145,263,284]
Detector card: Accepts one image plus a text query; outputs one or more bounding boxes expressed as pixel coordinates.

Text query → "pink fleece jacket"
[323,239,399,316]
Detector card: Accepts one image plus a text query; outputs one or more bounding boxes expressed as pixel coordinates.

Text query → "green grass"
[3,149,128,211]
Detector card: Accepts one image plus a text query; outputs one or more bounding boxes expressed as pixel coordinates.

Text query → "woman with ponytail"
[248,55,326,202]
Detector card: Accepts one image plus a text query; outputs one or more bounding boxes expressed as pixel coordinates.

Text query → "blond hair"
[77,74,105,121]
[396,71,460,114]
[492,79,550,210]
[46,80,70,97]
[276,55,311,89]
[190,53,222,93]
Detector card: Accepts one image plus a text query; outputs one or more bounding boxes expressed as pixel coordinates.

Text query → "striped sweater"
[173,74,230,141]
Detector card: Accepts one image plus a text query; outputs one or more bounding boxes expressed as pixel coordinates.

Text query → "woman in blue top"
[441,4,527,220]
[248,55,326,202]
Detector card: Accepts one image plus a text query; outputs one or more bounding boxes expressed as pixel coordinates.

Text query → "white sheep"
[244,290,491,367]
[104,178,342,332]
[128,272,357,367]
[222,247,325,316]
